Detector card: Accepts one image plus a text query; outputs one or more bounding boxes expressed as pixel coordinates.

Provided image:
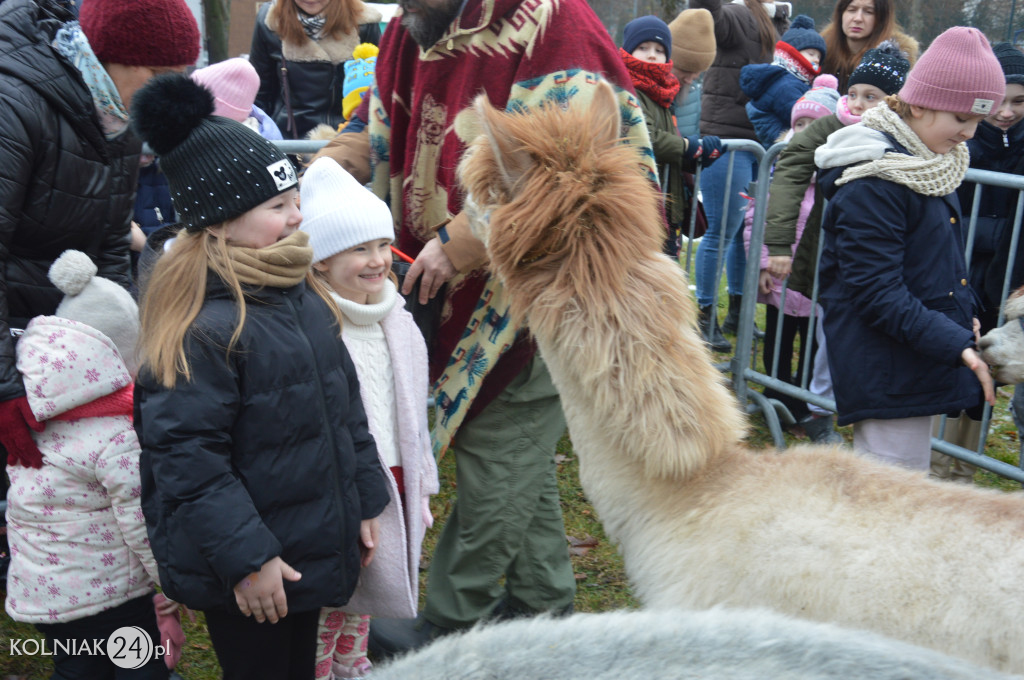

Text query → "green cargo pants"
[423,354,576,629]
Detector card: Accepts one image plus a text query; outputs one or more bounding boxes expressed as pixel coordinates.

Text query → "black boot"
[699,305,732,353]
[721,294,764,339]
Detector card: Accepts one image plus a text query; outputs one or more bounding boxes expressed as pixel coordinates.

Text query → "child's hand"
[359,518,380,568]
[962,347,995,405]
[767,255,792,279]
[758,270,774,295]
[233,557,301,623]
[973,317,982,344]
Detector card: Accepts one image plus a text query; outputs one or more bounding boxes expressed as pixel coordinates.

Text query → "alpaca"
[457,81,1024,673]
[371,608,1020,680]
[979,287,1024,384]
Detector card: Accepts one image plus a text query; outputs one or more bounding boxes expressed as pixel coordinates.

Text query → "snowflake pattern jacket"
[5,316,157,623]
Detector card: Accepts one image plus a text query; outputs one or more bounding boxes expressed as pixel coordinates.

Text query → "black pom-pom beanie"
[131,73,297,232]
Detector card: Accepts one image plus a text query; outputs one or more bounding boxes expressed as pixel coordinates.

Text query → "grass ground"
[3,307,1021,679]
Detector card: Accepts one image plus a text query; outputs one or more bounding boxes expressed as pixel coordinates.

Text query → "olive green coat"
[763,114,844,297]
[639,90,697,225]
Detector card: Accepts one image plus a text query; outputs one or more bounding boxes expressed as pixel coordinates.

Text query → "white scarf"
[815,102,969,197]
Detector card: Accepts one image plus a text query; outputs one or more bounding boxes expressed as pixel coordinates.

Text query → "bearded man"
[314,0,655,651]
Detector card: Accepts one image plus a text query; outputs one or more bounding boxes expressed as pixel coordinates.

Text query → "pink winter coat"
[5,317,158,623]
[743,180,816,317]
[334,285,439,619]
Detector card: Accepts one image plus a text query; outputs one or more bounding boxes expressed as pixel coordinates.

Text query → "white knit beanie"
[48,251,140,376]
[300,157,395,262]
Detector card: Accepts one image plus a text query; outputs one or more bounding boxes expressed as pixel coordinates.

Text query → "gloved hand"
[0,396,44,468]
[683,135,724,168]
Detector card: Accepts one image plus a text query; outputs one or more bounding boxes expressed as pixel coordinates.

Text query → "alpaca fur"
[979,286,1024,384]
[371,608,1021,680]
[458,81,1024,673]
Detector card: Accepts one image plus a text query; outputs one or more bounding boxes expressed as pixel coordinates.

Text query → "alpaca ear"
[473,93,533,193]
[588,80,623,146]
[1005,285,1024,320]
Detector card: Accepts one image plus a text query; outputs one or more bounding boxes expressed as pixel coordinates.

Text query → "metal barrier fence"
[702,139,1024,483]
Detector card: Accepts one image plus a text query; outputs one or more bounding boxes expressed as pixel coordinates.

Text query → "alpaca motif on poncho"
[367,0,655,453]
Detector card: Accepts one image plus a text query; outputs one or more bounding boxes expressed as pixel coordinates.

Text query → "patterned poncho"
[368,0,656,453]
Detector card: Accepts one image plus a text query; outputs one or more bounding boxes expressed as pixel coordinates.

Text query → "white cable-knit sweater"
[328,281,439,618]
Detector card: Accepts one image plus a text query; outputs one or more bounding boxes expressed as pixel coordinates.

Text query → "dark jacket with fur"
[136,276,390,612]
[691,0,789,141]
[250,1,381,139]
[817,136,980,426]
[0,0,136,401]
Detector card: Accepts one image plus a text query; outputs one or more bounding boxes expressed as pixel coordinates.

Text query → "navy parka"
[817,136,982,426]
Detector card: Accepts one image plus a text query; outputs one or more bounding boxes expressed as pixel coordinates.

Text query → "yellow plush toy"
[342,42,378,121]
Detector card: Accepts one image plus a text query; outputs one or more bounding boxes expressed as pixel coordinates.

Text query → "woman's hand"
[233,557,302,623]
[359,518,380,568]
[962,347,995,405]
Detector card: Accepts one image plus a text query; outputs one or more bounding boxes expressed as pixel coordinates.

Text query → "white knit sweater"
[331,284,401,468]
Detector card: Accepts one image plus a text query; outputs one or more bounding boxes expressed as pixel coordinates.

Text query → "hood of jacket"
[17,316,132,421]
[815,124,898,199]
[0,0,107,160]
[739,61,788,101]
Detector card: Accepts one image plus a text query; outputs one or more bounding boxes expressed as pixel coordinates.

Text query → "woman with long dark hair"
[690,0,789,351]
[820,0,918,91]
[250,0,382,139]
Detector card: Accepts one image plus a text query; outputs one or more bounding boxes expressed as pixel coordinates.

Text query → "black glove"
[683,135,724,168]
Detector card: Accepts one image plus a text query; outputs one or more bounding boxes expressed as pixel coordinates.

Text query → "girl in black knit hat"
[130,73,389,680]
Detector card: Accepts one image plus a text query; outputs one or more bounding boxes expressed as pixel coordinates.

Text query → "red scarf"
[620,48,680,109]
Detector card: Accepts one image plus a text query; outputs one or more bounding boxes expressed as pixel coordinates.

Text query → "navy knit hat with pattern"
[623,15,672,56]
[847,39,911,95]
[131,73,297,232]
[781,16,826,62]
[992,42,1024,85]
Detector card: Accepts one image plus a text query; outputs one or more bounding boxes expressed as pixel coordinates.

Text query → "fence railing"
[706,139,1024,483]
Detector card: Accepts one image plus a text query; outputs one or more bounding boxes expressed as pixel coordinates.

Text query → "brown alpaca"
[458,81,1024,673]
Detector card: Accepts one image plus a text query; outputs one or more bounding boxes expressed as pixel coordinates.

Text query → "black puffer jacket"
[691,0,788,141]
[135,276,390,612]
[250,1,381,139]
[0,0,136,401]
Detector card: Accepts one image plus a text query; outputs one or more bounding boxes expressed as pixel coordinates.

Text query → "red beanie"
[899,27,1005,116]
[80,0,200,67]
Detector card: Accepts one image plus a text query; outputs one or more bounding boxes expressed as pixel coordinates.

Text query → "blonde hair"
[884,93,913,118]
[139,228,343,388]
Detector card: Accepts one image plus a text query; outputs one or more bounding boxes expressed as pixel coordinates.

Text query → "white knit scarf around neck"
[835,102,969,196]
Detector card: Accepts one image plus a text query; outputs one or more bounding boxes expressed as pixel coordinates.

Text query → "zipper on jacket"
[282,289,347,535]
[1004,131,1010,148]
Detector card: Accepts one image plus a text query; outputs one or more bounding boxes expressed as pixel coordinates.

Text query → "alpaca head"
[979,285,1024,384]
[457,81,664,329]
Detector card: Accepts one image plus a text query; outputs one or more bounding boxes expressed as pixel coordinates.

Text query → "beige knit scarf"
[836,102,969,196]
[225,230,313,288]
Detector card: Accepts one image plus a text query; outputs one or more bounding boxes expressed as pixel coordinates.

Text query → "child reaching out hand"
[815,27,1000,469]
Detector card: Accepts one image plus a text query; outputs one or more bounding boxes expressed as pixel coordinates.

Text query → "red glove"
[153,593,185,670]
[0,396,44,468]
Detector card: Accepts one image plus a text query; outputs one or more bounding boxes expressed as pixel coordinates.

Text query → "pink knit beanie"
[191,58,261,122]
[80,0,199,67]
[899,27,1005,116]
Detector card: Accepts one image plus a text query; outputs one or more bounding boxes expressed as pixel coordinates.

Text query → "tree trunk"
[205,0,230,64]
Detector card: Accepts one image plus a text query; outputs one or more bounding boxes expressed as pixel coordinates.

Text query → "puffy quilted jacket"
[0,0,136,402]
[135,275,390,612]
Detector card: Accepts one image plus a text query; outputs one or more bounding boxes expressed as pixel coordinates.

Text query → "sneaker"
[801,414,844,445]
[368,615,454,659]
